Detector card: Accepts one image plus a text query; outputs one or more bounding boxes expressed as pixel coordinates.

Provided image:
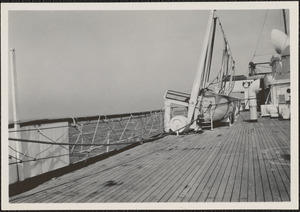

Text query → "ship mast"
[186,10,216,129]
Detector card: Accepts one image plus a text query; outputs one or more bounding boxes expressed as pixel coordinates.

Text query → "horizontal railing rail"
[8,109,164,183]
[9,109,163,128]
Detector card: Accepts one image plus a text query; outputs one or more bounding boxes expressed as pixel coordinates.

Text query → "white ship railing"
[8,110,164,184]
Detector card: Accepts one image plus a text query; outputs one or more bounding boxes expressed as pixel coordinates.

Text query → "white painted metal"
[271,29,290,55]
[260,105,271,117]
[248,79,261,121]
[9,109,163,181]
[170,116,188,134]
[9,122,70,184]
[186,10,216,127]
[163,100,171,132]
[9,48,25,182]
[282,107,290,119]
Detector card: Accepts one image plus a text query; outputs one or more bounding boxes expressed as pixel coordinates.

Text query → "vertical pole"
[9,48,24,181]
[164,100,171,132]
[106,139,109,153]
[244,87,250,110]
[205,16,217,84]
[282,9,288,35]
[210,107,213,130]
[80,123,84,152]
[186,10,216,128]
[249,79,260,121]
[9,49,20,133]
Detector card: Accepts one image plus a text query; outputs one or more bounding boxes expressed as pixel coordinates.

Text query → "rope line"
[8,132,165,147]
[9,125,70,133]
[9,154,21,161]
[8,132,166,165]
[215,17,236,96]
[9,153,71,165]
[9,146,36,160]
[252,10,269,61]
[38,130,69,151]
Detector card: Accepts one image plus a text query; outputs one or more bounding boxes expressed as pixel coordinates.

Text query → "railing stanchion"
[106,139,110,153]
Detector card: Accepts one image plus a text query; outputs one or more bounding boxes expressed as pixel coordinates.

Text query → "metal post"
[80,123,84,152]
[210,108,213,130]
[186,10,216,127]
[282,9,288,35]
[9,48,24,181]
[249,79,260,121]
[106,139,109,153]
[164,100,171,132]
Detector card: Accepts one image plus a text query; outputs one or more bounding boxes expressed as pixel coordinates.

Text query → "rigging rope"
[214,17,236,95]
[251,10,269,61]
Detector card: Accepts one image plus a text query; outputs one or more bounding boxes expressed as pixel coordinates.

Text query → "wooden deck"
[10,112,290,203]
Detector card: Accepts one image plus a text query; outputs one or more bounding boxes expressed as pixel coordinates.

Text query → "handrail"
[8,109,165,166]
[8,109,163,128]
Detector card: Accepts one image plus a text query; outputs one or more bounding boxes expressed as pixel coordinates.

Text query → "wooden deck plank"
[78,140,175,201]
[113,136,207,202]
[200,124,239,202]
[13,137,175,203]
[158,136,217,202]
[71,137,184,202]
[171,128,233,202]
[187,127,236,202]
[255,121,279,202]
[9,114,290,203]
[105,146,194,202]
[178,140,225,201]
[113,134,215,202]
[256,123,281,201]
[239,124,250,202]
[213,123,242,202]
[151,130,231,202]
[247,125,256,202]
[170,128,229,202]
[162,135,228,202]
[77,150,164,202]
[132,133,219,202]
[260,123,290,201]
[149,149,206,202]
[252,123,272,201]
[266,122,291,179]
[217,123,244,202]
[269,125,291,196]
[45,157,154,202]
[230,124,247,202]
[251,123,266,202]
[118,134,215,202]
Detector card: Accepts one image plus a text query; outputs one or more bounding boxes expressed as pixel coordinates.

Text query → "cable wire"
[252,10,269,61]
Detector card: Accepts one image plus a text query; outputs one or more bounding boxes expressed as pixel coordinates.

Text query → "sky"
[7,7,289,121]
